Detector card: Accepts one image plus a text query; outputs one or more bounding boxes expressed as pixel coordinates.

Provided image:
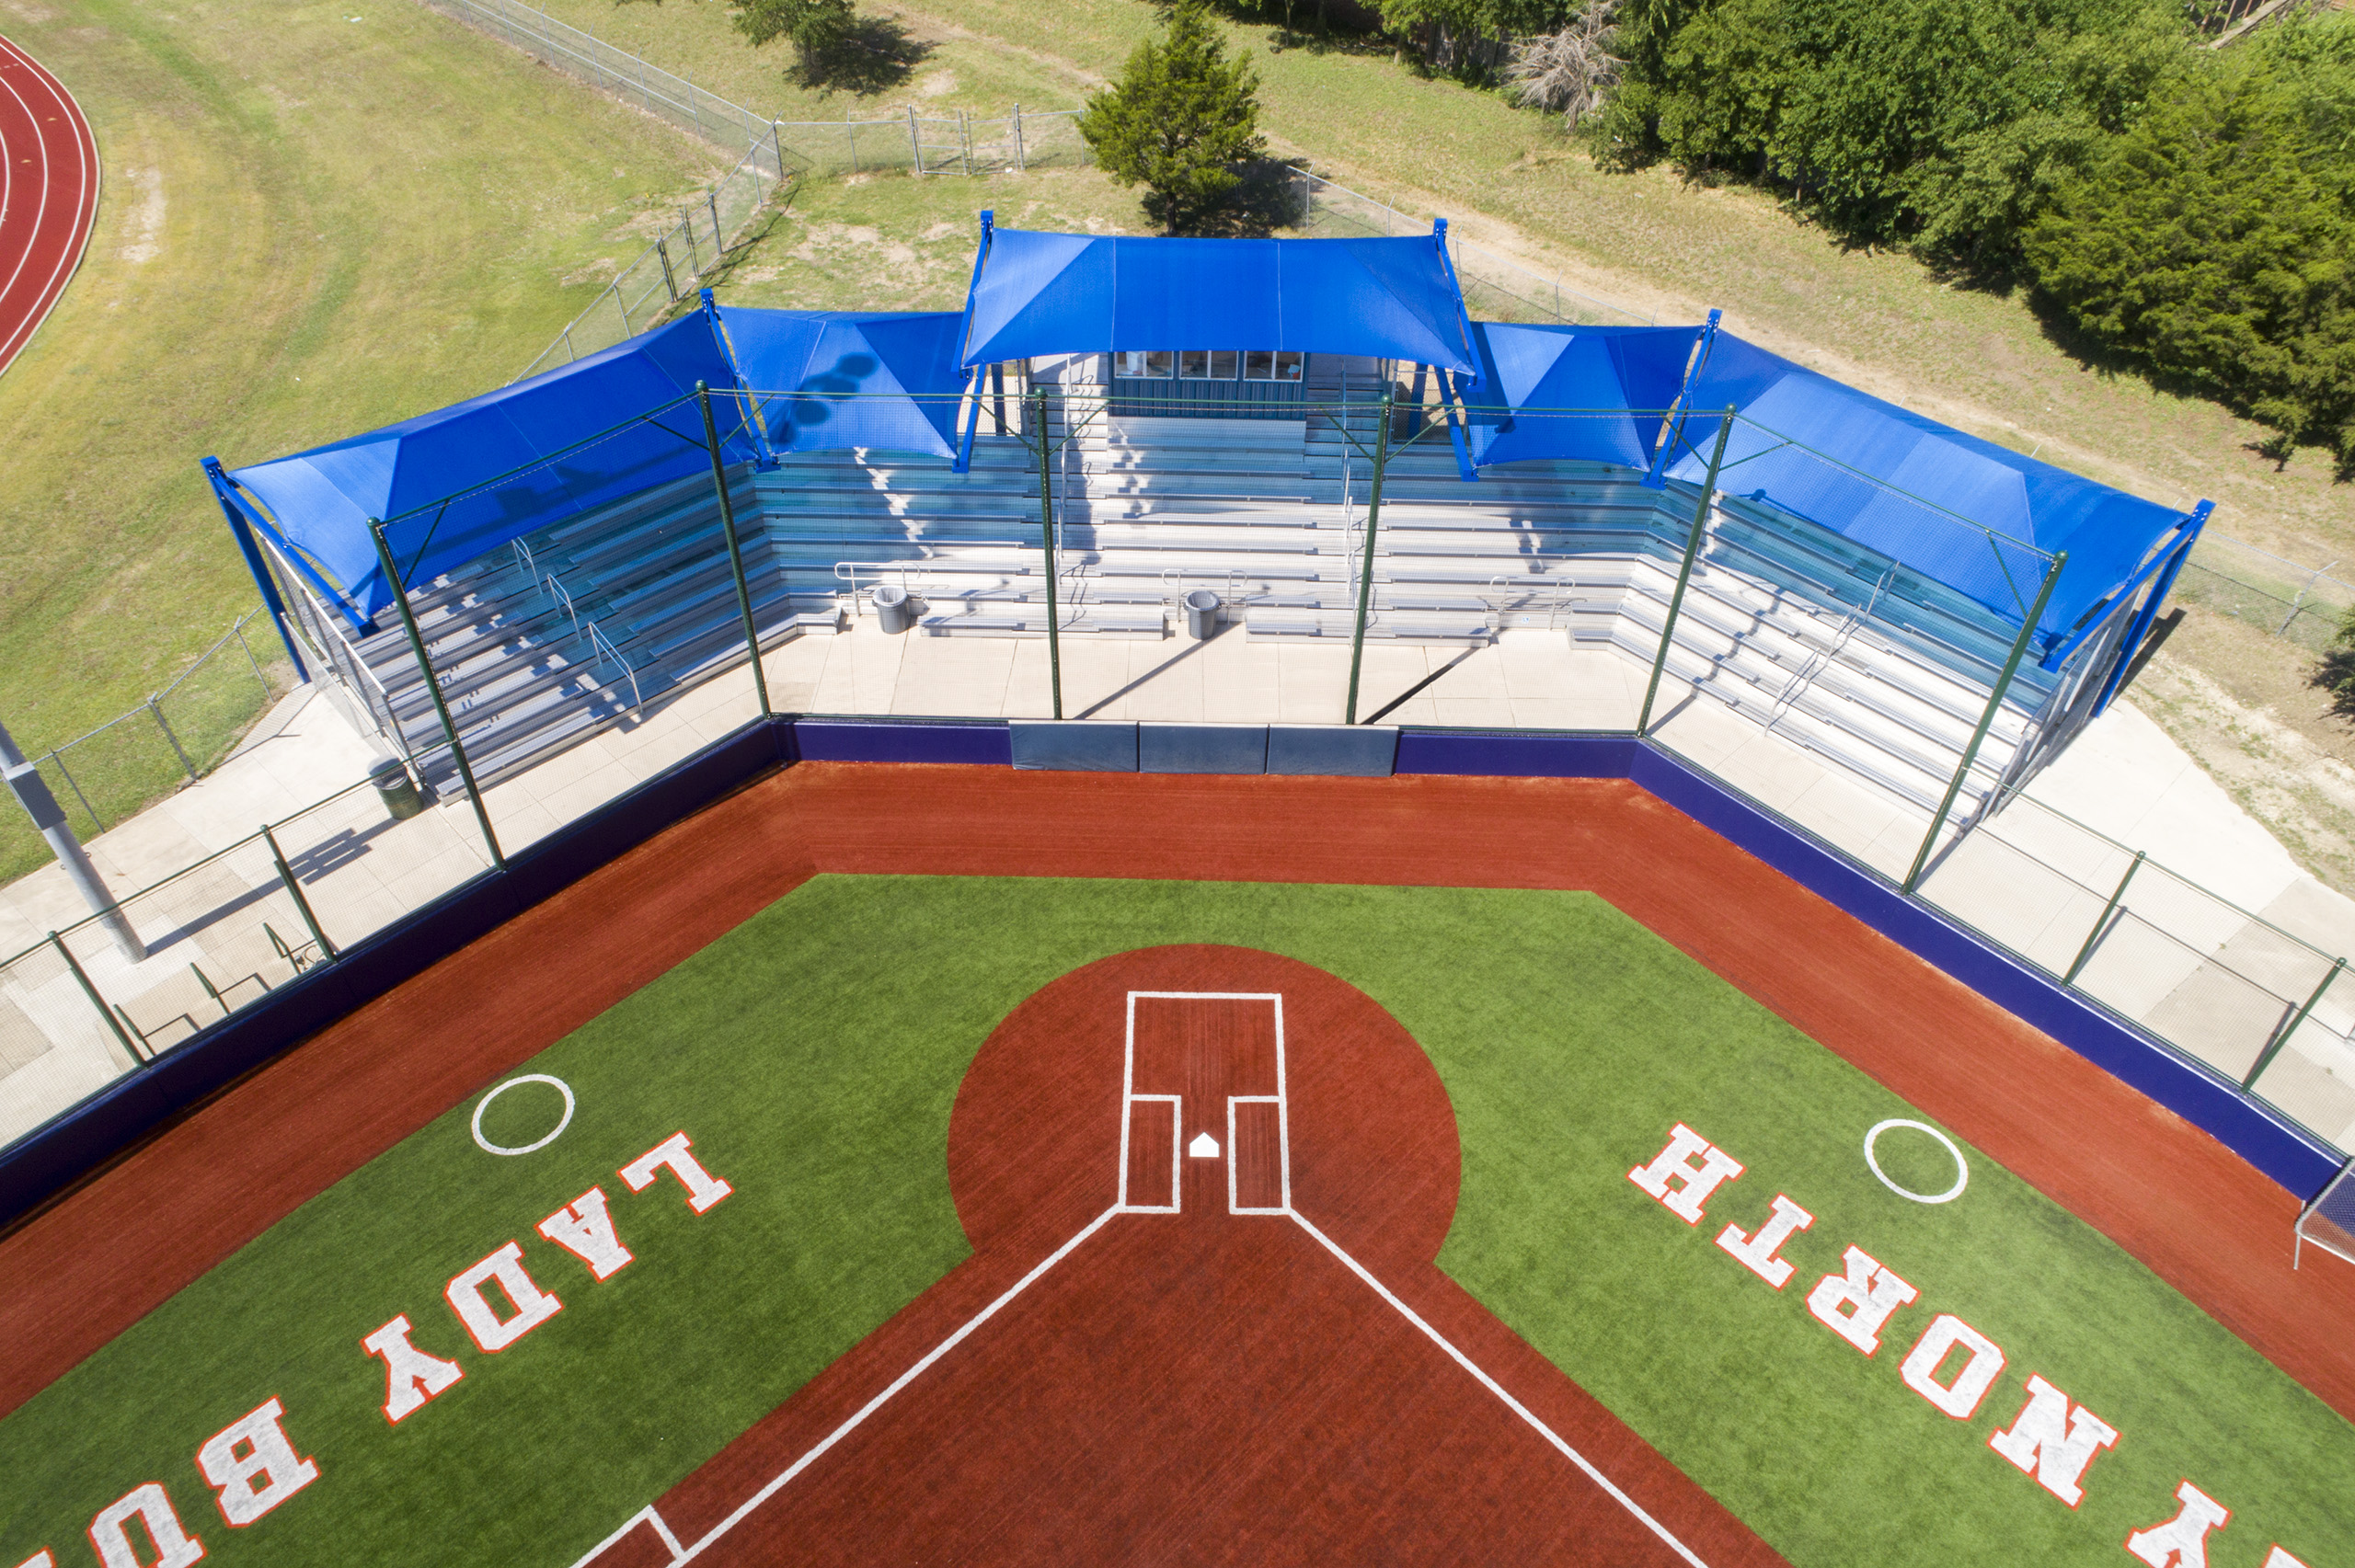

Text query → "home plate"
[1189,1132,1221,1158]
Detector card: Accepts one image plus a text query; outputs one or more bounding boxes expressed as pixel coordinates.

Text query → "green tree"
[723,0,857,81]
[1079,0,1268,235]
[1593,0,2186,268]
[2023,18,2355,467]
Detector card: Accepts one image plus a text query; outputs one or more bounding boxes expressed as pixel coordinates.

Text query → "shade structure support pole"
[2247,957,2344,1091]
[2063,849,2142,986]
[1034,387,1063,719]
[1903,551,2067,894]
[368,521,505,871]
[204,458,309,681]
[1343,394,1394,726]
[697,382,773,717]
[1637,408,1735,735]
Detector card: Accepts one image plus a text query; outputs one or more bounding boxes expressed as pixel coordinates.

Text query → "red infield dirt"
[584,945,1784,1566]
[4,764,2351,1466]
[0,33,99,375]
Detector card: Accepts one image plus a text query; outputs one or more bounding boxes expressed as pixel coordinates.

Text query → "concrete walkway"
[6,621,2353,1156]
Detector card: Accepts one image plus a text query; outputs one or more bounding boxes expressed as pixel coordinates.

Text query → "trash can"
[872,582,915,635]
[1184,589,1221,640]
[370,755,426,821]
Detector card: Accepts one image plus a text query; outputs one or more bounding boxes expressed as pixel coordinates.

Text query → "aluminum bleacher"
[292,361,2059,830]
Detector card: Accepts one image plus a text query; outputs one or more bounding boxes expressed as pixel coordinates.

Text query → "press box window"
[1117,350,1176,378]
[1244,350,1305,382]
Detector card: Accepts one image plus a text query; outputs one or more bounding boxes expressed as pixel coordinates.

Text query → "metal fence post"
[846,113,858,174]
[707,188,723,258]
[1343,394,1393,726]
[234,621,268,687]
[908,104,924,174]
[1637,408,1736,734]
[2063,849,2144,986]
[1033,387,1063,719]
[262,823,339,961]
[696,383,772,717]
[657,237,679,302]
[149,698,198,782]
[52,930,144,1064]
[367,521,506,870]
[1903,551,2068,893]
[2246,957,2344,1090]
[1012,103,1026,171]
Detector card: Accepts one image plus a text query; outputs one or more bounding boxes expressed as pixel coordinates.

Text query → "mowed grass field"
[0,876,2342,1568]
[527,0,2347,567]
[0,0,720,884]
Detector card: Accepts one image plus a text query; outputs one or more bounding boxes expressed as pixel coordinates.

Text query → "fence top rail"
[1,773,385,972]
[1987,795,2346,966]
[37,612,271,759]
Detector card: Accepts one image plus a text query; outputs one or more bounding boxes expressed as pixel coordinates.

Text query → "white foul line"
[1287,1209,1715,1568]
[569,1206,1120,1568]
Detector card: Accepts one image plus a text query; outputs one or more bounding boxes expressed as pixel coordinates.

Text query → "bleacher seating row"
[311,359,2054,821]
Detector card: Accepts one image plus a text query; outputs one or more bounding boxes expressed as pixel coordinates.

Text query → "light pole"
[0,716,145,961]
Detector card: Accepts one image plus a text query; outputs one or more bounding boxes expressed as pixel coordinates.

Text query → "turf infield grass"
[0,876,2344,1567]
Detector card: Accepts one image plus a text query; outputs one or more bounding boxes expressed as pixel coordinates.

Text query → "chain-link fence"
[516,142,793,381]
[2173,532,2355,655]
[426,0,791,173]
[0,614,296,888]
[773,106,1087,180]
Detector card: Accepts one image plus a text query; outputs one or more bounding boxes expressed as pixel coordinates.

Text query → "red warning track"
[588,947,1783,1566]
[3,766,2352,1462]
[0,33,98,377]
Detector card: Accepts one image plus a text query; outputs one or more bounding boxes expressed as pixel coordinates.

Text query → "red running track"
[0,33,98,377]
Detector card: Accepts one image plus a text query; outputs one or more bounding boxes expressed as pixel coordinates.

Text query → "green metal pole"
[1033,387,1063,720]
[1637,408,1736,735]
[1903,550,2068,893]
[2062,849,2143,986]
[262,823,339,962]
[698,381,772,717]
[369,521,505,870]
[2246,956,2344,1091]
[52,930,144,1064]
[1343,394,1394,726]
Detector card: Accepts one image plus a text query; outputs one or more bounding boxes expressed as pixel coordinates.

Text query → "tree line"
[1393,0,2353,475]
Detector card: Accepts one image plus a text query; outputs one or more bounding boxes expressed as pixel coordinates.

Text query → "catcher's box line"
[570,986,1712,1568]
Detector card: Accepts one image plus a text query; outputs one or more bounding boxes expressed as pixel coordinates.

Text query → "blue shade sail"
[1664,333,2191,647]
[722,308,969,459]
[958,227,1480,377]
[226,315,752,628]
[1462,322,1705,469]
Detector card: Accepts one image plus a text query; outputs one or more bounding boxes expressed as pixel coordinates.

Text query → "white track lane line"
[568,1205,1122,1568]
[1288,1209,1716,1568]
[0,36,99,369]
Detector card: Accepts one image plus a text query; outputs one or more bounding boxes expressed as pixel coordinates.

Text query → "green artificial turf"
[1,876,2344,1568]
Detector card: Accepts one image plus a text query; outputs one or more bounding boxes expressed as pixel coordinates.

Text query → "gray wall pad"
[1140,723,1270,775]
[1267,725,1398,777]
[1010,721,1140,771]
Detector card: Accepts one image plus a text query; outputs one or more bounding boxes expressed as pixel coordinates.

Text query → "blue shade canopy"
[724,307,969,459]
[1463,322,1704,470]
[1664,333,2190,647]
[227,315,752,629]
[959,226,1479,376]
